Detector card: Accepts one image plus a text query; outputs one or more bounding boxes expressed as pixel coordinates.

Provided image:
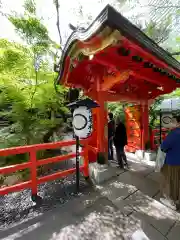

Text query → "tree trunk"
[54,0,62,45]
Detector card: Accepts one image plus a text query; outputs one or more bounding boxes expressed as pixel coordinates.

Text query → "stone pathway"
[96,159,180,240]
[1,158,180,240]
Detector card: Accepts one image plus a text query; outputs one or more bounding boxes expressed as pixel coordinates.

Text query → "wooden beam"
[85,88,98,99]
[106,92,143,103]
[95,54,176,90]
[101,70,132,91]
[85,89,141,103]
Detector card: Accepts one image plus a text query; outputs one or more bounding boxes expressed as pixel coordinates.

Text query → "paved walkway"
[1,158,180,240]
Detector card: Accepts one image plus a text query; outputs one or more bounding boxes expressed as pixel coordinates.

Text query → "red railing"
[0,139,89,198]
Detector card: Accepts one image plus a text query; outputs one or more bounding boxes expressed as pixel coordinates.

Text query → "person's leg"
[109,138,114,160]
[119,146,126,168]
[116,146,124,168]
[108,138,111,160]
[169,165,180,210]
[176,166,180,210]
[160,164,171,198]
[160,165,176,210]
[121,147,128,167]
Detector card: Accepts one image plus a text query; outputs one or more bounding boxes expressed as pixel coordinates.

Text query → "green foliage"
[0,39,34,79]
[0,78,68,148]
[144,17,171,44]
[9,16,50,46]
[7,0,58,57]
[0,0,69,168]
[149,97,164,128]
[170,89,180,97]
[0,39,55,84]
[9,0,46,45]
[23,0,36,15]
[0,37,68,154]
[108,102,126,123]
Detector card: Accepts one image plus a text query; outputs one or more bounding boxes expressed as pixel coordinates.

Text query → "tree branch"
[140,4,180,10]
[30,53,39,109]
[156,33,169,44]
[53,0,62,45]
[171,51,180,56]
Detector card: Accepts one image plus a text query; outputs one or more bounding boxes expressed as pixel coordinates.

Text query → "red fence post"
[0,139,85,197]
[30,150,39,202]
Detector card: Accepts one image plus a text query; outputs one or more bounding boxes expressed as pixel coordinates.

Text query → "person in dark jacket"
[108,112,115,160]
[114,117,128,168]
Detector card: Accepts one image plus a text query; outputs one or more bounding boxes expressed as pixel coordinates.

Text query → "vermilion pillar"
[95,75,108,163]
[86,83,108,163]
[96,93,108,155]
[140,102,149,150]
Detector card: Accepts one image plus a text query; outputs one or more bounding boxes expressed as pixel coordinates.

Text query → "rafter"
[106,92,143,103]
[101,70,132,91]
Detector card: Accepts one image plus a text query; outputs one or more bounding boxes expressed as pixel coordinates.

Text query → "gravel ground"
[0,133,91,231]
[0,174,91,231]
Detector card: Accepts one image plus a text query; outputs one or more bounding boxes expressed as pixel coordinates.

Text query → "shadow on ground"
[0,193,171,240]
[96,159,180,239]
[1,158,180,239]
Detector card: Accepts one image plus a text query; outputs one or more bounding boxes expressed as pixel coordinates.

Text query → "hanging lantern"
[161,112,173,128]
[67,98,99,139]
[67,98,99,192]
[72,106,93,139]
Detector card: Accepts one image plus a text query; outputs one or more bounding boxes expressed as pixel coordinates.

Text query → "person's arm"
[161,131,175,152]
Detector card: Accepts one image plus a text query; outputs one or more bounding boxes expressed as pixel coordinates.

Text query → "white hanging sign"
[161,113,173,128]
[72,106,93,139]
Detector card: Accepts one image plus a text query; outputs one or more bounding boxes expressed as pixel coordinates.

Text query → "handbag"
[155,146,166,172]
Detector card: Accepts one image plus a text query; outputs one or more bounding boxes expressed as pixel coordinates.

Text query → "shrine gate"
[57,5,180,162]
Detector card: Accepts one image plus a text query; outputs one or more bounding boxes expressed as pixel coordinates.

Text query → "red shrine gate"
[0,5,180,197]
[57,5,180,162]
